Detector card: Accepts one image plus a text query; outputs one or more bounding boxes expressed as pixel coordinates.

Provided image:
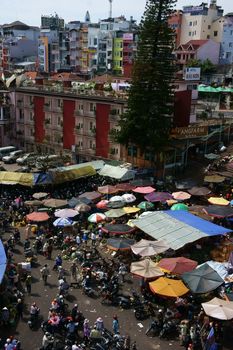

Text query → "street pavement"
[1,228,181,350]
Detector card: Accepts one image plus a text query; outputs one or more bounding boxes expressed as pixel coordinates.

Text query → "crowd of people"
[0,174,233,350]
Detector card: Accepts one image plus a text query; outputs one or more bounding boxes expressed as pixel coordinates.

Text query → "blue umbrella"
[53,217,73,227]
[0,240,7,283]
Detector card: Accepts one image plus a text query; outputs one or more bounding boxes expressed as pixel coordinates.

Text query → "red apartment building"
[168,11,183,46]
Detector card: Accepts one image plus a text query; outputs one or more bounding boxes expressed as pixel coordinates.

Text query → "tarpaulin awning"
[0,240,6,283]
[188,187,211,196]
[33,173,53,185]
[79,191,102,201]
[99,164,135,181]
[50,165,96,184]
[107,238,135,251]
[133,211,231,251]
[0,171,33,186]
[203,205,233,218]
[102,224,135,235]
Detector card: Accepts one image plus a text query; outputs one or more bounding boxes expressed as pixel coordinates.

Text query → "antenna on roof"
[109,0,113,19]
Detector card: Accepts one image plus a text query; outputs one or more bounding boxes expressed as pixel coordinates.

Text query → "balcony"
[53,106,63,113]
[75,108,84,116]
[17,100,23,108]
[44,104,51,112]
[24,102,34,109]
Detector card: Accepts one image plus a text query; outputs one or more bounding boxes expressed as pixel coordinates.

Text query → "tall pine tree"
[117,0,176,155]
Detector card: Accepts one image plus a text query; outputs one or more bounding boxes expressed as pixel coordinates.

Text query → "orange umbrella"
[149,277,189,297]
[26,212,50,222]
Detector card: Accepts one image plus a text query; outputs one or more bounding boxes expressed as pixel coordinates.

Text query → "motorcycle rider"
[42,332,54,349]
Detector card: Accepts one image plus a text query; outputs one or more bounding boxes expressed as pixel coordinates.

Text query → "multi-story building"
[168,10,183,46]
[219,14,233,64]
[0,21,39,70]
[14,77,126,162]
[122,32,137,78]
[112,36,123,75]
[179,1,223,45]
[38,15,70,73]
[175,39,220,67]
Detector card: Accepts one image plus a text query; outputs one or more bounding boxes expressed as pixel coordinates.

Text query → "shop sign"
[123,33,133,41]
[171,126,208,139]
[184,67,201,81]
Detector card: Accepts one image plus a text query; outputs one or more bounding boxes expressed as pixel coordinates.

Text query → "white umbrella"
[202,297,233,320]
[131,239,169,257]
[55,209,79,218]
[109,196,124,202]
[88,213,106,223]
[121,193,136,203]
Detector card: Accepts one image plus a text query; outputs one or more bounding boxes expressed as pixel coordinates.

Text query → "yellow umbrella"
[123,207,140,214]
[127,220,136,228]
[166,199,178,206]
[204,175,225,183]
[208,197,229,206]
[149,277,189,297]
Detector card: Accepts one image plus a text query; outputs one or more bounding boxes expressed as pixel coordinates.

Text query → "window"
[30,129,34,136]
[29,112,34,121]
[189,22,192,26]
[214,31,218,37]
[128,146,137,157]
[207,35,210,39]
[90,121,93,130]
[189,32,192,36]
[231,30,233,35]
[78,104,83,110]
[229,43,233,48]
[19,109,24,120]
[208,25,211,29]
[57,99,62,108]
[94,38,97,45]
[90,103,95,112]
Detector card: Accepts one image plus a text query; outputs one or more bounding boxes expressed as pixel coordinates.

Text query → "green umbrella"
[138,201,155,210]
[171,203,189,211]
[105,209,126,218]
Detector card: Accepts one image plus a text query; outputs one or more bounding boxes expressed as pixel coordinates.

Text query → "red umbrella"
[158,257,198,275]
[133,186,155,194]
[115,183,135,192]
[96,200,109,209]
[26,212,50,222]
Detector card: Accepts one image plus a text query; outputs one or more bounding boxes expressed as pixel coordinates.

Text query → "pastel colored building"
[168,10,183,46]
[175,39,220,66]
[219,14,233,64]
[179,1,223,45]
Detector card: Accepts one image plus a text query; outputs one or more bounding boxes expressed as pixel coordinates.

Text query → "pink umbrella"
[133,186,155,194]
[172,191,191,201]
[26,212,50,222]
[96,200,109,209]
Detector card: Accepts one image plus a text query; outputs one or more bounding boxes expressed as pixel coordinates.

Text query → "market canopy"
[50,165,96,184]
[131,239,169,256]
[99,164,135,181]
[26,212,50,222]
[133,211,231,251]
[0,171,33,186]
[0,239,7,283]
[131,259,164,279]
[188,187,211,196]
[144,192,172,203]
[203,205,233,218]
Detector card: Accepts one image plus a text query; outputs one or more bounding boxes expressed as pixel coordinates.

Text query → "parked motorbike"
[159,320,178,339]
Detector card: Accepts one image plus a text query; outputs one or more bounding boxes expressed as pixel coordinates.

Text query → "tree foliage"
[117,0,176,153]
[186,58,216,74]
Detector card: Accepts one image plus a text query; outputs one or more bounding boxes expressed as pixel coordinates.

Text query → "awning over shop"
[57,161,104,172]
[133,211,231,251]
[99,164,135,181]
[0,171,33,186]
[33,173,53,186]
[50,165,96,184]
